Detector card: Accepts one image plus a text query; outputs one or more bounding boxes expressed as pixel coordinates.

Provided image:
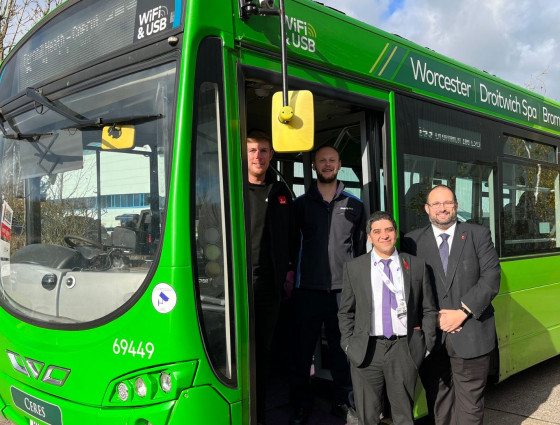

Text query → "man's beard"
[316,172,337,184]
[429,213,457,229]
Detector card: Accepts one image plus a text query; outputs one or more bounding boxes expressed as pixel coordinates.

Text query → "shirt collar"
[371,248,400,266]
[431,221,457,241]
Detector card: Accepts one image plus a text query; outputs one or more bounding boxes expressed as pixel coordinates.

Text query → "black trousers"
[351,337,418,425]
[254,278,282,423]
[290,289,352,408]
[420,337,491,425]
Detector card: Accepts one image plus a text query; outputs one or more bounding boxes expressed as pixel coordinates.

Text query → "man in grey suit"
[401,185,501,425]
[338,211,438,425]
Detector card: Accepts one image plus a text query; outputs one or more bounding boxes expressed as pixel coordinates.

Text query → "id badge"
[396,299,407,320]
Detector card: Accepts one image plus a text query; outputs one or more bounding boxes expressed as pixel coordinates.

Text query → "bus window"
[402,154,494,237]
[500,136,560,256]
[501,162,559,255]
[194,82,233,380]
[0,62,174,324]
[192,38,235,383]
[293,162,305,197]
[397,94,497,240]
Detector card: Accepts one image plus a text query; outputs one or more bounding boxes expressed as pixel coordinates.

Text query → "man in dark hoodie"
[289,145,366,425]
[246,130,296,425]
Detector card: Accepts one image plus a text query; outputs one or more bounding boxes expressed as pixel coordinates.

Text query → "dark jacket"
[401,222,501,359]
[264,177,297,295]
[294,181,366,291]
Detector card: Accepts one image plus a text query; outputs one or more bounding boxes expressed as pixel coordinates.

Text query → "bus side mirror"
[102,125,135,150]
[271,90,314,152]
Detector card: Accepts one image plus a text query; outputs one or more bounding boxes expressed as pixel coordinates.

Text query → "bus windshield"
[0,61,175,325]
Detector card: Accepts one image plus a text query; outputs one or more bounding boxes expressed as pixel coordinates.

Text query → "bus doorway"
[243,76,389,422]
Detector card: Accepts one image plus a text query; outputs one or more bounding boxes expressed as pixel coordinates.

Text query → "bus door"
[243,75,388,405]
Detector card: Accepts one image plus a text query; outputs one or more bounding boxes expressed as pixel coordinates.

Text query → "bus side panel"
[168,385,230,424]
[412,383,428,419]
[496,257,560,380]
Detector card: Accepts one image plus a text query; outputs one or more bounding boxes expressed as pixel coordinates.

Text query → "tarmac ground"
[483,355,560,425]
[266,354,560,425]
[1,355,560,424]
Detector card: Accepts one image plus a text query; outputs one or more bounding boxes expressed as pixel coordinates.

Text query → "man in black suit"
[338,211,438,425]
[401,185,501,425]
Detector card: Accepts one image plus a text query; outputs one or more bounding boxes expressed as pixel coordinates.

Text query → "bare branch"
[524,67,550,96]
[0,0,65,60]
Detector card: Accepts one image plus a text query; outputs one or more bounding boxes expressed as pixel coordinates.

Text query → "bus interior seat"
[137,209,151,232]
[136,209,151,253]
[112,209,151,253]
[111,226,138,251]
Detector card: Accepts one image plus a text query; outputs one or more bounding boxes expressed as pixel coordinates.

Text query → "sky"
[318,0,560,101]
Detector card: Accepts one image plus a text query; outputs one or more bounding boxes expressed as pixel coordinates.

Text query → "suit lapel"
[398,253,412,304]
[359,253,373,309]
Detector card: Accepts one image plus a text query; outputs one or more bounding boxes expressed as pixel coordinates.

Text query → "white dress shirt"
[369,249,407,337]
[431,222,457,253]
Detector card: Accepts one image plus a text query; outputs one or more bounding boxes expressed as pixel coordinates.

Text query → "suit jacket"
[338,251,438,369]
[401,222,501,359]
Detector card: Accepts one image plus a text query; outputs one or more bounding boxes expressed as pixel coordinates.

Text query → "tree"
[0,0,65,61]
[524,67,550,96]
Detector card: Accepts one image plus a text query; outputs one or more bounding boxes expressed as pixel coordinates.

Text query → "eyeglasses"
[427,201,456,208]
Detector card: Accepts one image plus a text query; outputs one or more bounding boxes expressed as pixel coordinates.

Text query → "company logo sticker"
[11,386,63,425]
[7,351,70,387]
[152,283,177,313]
[285,15,316,53]
[134,0,177,42]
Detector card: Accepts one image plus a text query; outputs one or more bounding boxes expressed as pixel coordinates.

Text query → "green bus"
[0,0,559,424]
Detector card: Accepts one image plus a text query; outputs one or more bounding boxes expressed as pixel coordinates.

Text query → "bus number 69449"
[112,338,155,359]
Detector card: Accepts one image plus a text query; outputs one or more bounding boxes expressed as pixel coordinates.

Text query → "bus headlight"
[105,362,196,406]
[135,377,147,398]
[160,372,172,393]
[117,382,129,401]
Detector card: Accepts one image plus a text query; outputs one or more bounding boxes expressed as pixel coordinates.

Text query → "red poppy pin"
[461,235,466,240]
[403,260,409,270]
[278,196,287,205]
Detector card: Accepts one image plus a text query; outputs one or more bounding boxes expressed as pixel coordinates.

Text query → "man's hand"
[438,309,467,333]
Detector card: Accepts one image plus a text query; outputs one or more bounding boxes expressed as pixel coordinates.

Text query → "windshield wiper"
[26,87,91,125]
[61,114,164,130]
[10,88,163,138]
[0,111,53,141]
[1,131,53,141]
